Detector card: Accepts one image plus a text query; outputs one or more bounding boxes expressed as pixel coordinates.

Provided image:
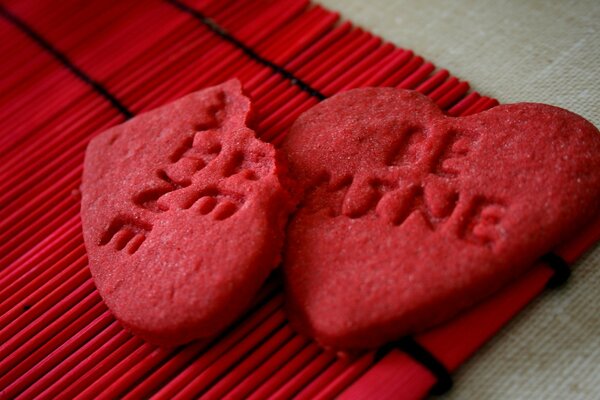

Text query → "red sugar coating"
[81,80,293,346]
[282,87,600,350]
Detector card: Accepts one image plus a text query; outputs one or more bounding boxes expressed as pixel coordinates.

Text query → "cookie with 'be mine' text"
[282,87,600,350]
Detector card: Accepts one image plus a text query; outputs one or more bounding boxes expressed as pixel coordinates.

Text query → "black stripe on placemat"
[0,5,133,119]
[540,252,571,288]
[376,337,453,395]
[166,0,327,101]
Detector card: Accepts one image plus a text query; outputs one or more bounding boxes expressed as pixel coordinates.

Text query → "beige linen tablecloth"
[316,1,600,398]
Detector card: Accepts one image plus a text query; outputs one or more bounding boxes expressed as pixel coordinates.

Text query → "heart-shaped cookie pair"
[281,88,600,349]
[82,81,600,349]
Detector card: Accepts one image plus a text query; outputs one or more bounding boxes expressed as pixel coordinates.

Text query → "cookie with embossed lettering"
[81,80,293,346]
[282,87,600,350]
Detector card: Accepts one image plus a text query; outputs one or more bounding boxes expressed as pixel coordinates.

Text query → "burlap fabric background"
[316,1,600,398]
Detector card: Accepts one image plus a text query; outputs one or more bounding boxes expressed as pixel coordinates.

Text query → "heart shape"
[282,88,600,350]
[81,80,292,346]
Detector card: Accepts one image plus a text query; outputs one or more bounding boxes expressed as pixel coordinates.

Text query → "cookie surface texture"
[282,87,600,350]
[81,80,292,346]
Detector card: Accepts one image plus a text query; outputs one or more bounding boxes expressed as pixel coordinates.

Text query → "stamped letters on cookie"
[98,91,265,253]
[99,216,152,254]
[313,125,506,246]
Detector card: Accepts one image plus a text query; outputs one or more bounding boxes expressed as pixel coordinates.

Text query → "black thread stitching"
[2,1,326,119]
[540,252,571,288]
[375,337,453,395]
[0,6,133,119]
[166,0,327,101]
[399,337,453,395]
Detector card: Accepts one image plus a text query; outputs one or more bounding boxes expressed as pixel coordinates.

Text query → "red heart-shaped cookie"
[81,80,293,346]
[282,87,600,350]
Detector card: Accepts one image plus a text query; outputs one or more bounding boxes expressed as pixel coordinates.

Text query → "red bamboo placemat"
[2,0,599,398]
